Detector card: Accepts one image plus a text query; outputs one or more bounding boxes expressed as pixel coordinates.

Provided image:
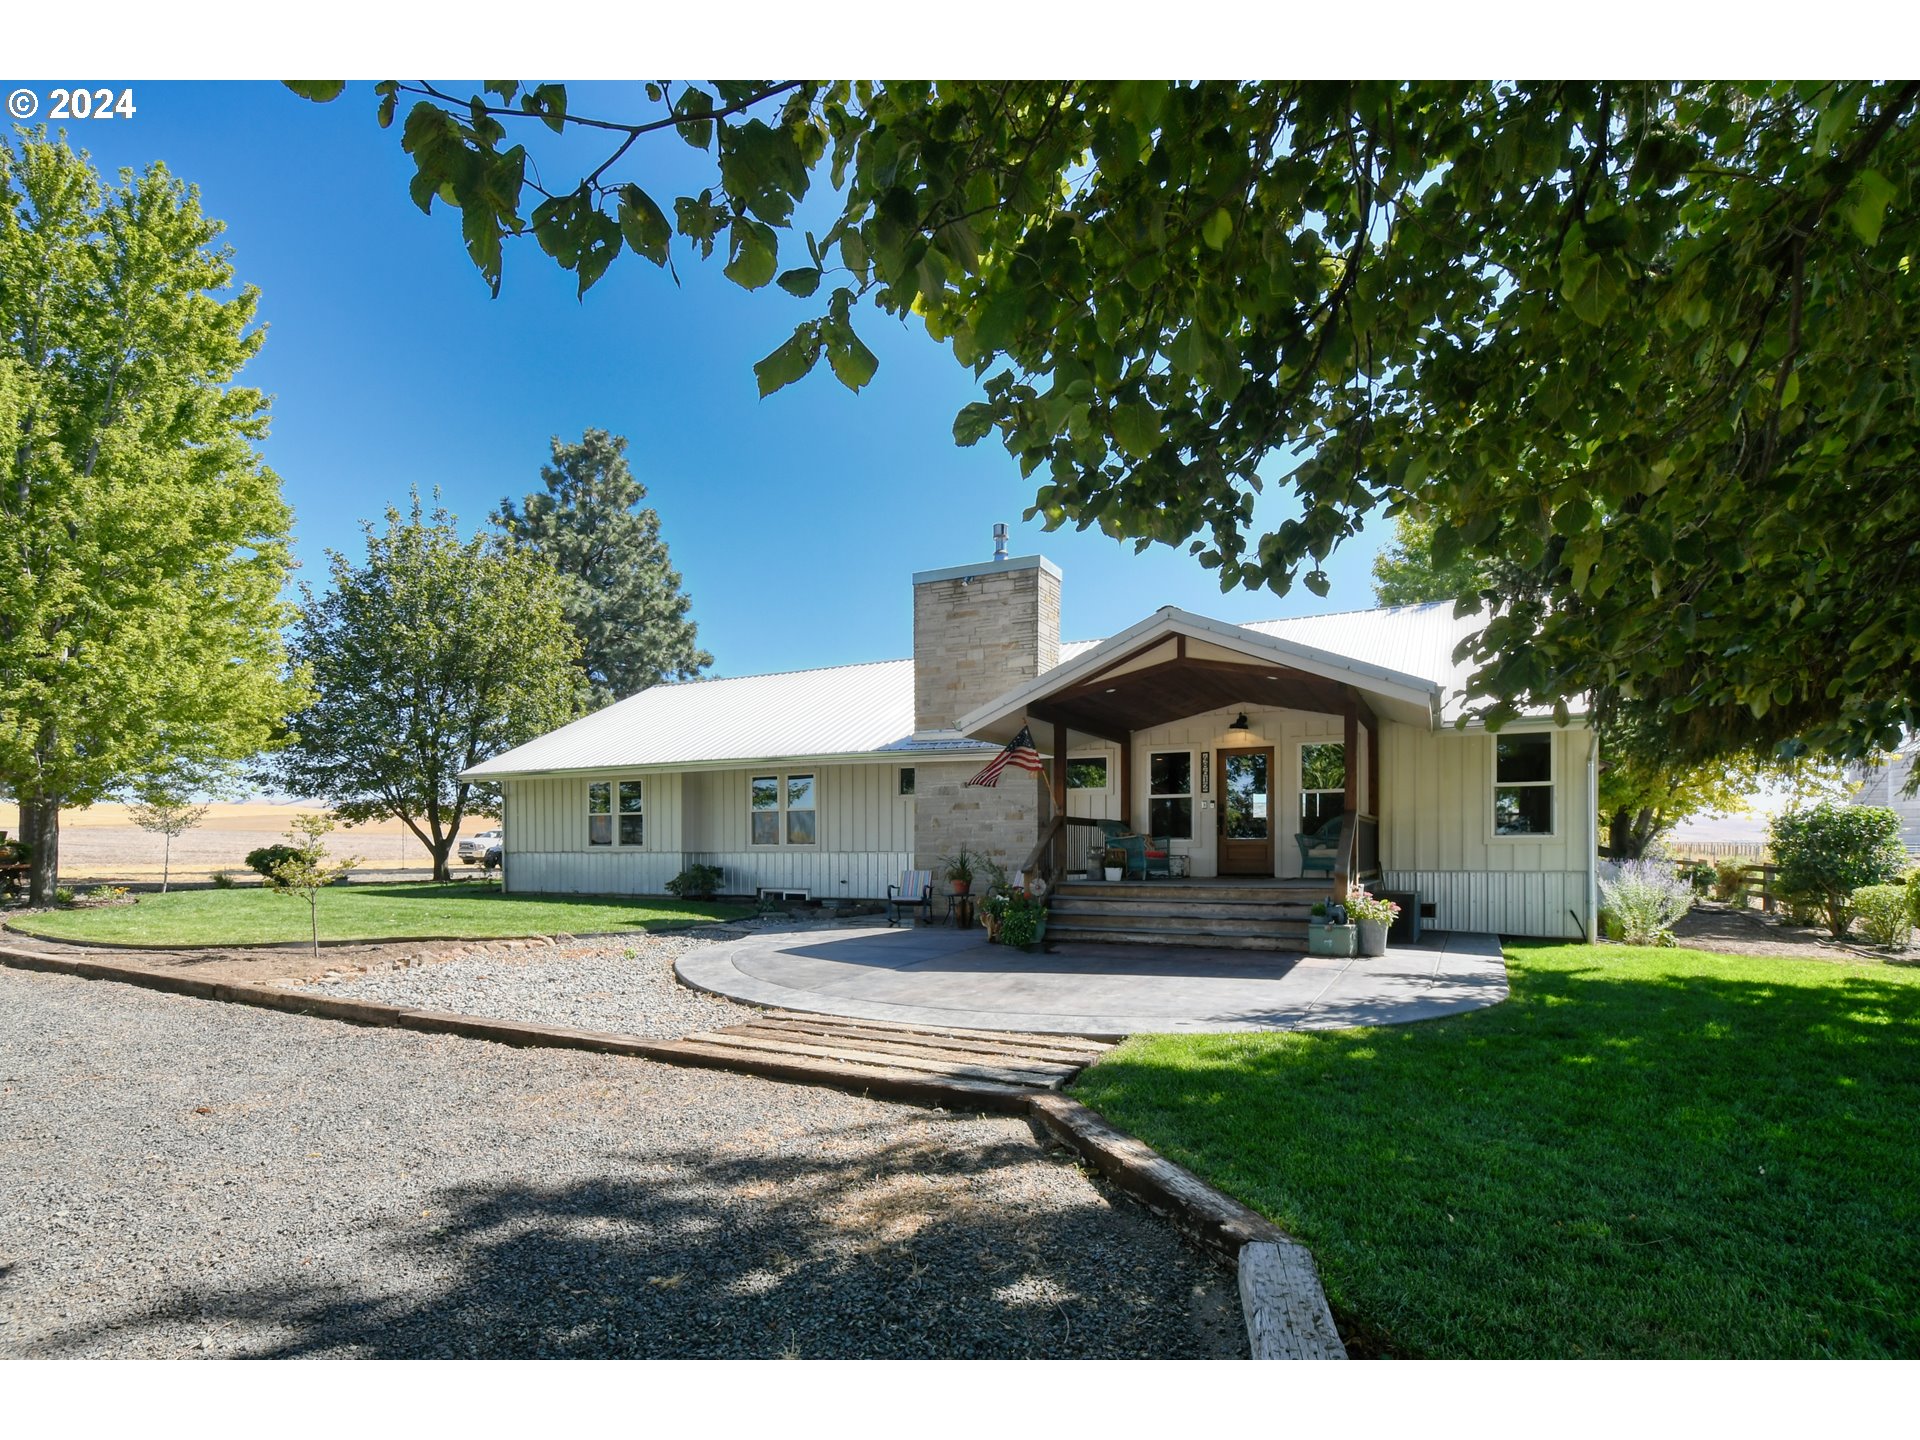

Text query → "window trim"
[1147,748,1195,841]
[1490,730,1558,840]
[1298,740,1347,827]
[587,778,648,849]
[749,771,819,848]
[1066,753,1112,793]
[898,766,915,798]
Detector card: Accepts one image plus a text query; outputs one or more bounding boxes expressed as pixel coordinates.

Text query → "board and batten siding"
[1377,720,1596,939]
[501,762,914,899]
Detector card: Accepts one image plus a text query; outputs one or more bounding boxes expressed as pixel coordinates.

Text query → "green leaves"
[617,185,672,267]
[1201,207,1233,250]
[755,323,823,396]
[723,218,779,290]
[284,81,345,103]
[1844,168,1897,246]
[824,319,878,391]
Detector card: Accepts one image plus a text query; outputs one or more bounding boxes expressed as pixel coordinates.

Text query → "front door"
[1216,747,1275,876]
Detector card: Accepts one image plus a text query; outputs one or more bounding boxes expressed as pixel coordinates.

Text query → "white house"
[1851,744,1920,855]
[462,537,1599,942]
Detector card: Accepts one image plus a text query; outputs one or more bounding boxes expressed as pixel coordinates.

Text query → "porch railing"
[1020,814,1067,901]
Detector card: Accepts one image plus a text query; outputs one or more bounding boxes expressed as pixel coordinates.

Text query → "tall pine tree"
[494,429,712,706]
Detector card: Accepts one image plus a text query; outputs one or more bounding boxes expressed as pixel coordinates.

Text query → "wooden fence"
[1668,840,1771,860]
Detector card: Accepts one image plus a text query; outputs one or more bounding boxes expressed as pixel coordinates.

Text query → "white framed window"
[618,779,644,847]
[1067,755,1110,791]
[1493,732,1556,837]
[1300,742,1346,830]
[899,767,915,797]
[1148,750,1193,840]
[750,772,818,846]
[588,779,646,847]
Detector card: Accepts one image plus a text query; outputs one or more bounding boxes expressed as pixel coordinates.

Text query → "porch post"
[1119,735,1134,829]
[1343,699,1359,814]
[1051,719,1068,878]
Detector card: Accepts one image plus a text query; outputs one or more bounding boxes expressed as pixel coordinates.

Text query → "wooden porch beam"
[1343,699,1359,816]
[1026,704,1131,750]
[1051,718,1068,878]
[1120,738,1133,828]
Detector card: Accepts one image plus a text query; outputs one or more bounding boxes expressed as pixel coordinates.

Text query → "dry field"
[0,801,451,883]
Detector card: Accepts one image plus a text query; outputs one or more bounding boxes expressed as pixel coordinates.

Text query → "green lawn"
[5,882,755,946]
[1073,942,1920,1359]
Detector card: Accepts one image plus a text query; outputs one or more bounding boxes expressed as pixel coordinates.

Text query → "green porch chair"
[1296,814,1345,876]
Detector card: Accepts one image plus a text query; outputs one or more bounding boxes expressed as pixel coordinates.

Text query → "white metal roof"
[463,601,1556,780]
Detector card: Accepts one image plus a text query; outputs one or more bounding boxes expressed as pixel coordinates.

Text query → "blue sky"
[21,80,1392,675]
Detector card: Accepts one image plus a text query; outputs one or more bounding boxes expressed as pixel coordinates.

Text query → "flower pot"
[1307,920,1356,957]
[1356,917,1389,957]
[950,880,969,895]
[1103,866,1123,883]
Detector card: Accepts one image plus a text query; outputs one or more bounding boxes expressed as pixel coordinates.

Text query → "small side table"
[944,893,975,930]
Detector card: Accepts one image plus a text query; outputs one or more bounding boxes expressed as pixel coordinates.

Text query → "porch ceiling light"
[1229,712,1250,730]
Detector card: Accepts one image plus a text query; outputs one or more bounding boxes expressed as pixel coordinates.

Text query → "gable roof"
[462,600,1546,780]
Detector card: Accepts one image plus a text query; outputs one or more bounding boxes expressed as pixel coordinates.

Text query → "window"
[587,782,612,847]
[1300,743,1346,829]
[750,776,780,845]
[750,772,817,846]
[1494,733,1555,836]
[786,774,816,845]
[618,779,644,847]
[899,767,915,797]
[1148,751,1193,839]
[1067,757,1110,790]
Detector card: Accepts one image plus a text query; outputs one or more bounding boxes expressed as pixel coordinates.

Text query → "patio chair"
[886,869,933,926]
[1296,814,1345,876]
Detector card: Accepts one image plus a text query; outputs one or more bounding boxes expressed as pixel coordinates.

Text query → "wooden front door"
[1216,747,1275,876]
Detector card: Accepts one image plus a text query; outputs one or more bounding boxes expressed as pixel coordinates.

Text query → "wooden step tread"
[681,1031,1074,1088]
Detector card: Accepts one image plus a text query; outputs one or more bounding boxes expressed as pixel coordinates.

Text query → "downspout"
[1586,725,1599,943]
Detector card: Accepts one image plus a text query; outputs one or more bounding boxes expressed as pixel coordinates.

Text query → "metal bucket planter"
[1307,920,1356,957]
[1356,918,1389,957]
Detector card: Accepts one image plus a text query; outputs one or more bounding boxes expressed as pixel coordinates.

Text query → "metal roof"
[463,601,1560,780]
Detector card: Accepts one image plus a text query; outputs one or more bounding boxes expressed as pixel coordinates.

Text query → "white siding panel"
[1383,868,1588,939]
[686,851,913,901]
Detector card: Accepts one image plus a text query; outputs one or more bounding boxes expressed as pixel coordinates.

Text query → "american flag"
[966,725,1048,788]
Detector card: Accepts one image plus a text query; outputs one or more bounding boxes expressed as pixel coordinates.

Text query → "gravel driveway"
[295,933,749,1038]
[0,967,1240,1358]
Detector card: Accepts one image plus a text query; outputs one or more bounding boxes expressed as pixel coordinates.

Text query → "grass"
[1073,942,1920,1359]
[4,881,756,946]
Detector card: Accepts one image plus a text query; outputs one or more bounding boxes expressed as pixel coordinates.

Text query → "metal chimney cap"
[992,522,1009,561]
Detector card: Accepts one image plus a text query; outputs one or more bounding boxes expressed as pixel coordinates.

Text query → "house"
[1850,744,1920,855]
[462,536,1599,941]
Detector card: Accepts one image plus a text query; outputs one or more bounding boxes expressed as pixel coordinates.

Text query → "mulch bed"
[1673,900,1903,963]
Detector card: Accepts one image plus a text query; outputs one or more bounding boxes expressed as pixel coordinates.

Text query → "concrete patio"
[676,923,1509,1035]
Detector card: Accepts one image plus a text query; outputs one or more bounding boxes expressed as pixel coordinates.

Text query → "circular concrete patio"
[676,922,1509,1035]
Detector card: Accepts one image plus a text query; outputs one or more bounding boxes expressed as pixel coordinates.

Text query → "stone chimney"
[912,544,1062,736]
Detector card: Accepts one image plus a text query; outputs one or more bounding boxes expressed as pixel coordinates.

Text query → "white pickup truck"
[457,828,502,865]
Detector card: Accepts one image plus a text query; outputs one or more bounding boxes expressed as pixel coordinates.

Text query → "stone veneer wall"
[910,556,1061,880]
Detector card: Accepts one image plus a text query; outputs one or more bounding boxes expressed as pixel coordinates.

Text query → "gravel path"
[0,966,1241,1358]
[295,933,750,1038]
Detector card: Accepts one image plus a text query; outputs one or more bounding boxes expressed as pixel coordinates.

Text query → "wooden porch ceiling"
[1027,654,1357,742]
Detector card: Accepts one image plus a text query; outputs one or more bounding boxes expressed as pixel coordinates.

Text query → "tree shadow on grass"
[1077,950,1920,1358]
[24,1124,1241,1360]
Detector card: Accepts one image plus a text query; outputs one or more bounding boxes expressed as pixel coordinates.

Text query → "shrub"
[1852,885,1913,951]
[664,863,724,900]
[996,892,1046,947]
[1345,887,1401,925]
[210,870,236,889]
[1675,860,1715,896]
[1596,859,1693,945]
[1907,866,1920,929]
[1770,803,1907,938]
[245,843,303,879]
[52,886,77,906]
[1711,859,1751,904]
[1779,887,1826,929]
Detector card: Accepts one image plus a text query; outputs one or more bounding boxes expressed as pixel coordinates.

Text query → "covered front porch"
[957,608,1443,906]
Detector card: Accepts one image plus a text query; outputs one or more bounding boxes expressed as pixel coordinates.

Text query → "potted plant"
[941,849,976,895]
[980,890,1010,942]
[1345,887,1401,957]
[997,890,1049,951]
[1307,898,1356,957]
[1102,846,1126,883]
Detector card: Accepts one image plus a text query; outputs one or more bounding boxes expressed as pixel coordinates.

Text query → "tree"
[1367,507,1852,857]
[125,788,211,894]
[494,429,711,706]
[296,79,1920,774]
[1769,801,1908,938]
[1370,514,1494,608]
[0,128,300,904]
[271,495,585,881]
[263,813,359,959]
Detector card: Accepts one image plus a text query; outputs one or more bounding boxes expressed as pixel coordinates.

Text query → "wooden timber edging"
[0,942,1346,1360]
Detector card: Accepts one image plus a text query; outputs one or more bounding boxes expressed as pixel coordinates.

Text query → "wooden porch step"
[1046,924,1307,953]
[1049,896,1317,921]
[1045,910,1311,939]
[1054,880,1327,904]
